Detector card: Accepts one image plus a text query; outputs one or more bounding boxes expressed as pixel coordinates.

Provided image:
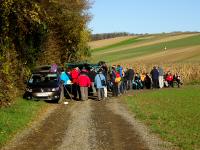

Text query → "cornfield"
[119,63,200,83]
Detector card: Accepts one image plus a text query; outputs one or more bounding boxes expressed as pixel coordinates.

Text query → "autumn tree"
[0,0,91,106]
[0,0,46,105]
[37,0,91,65]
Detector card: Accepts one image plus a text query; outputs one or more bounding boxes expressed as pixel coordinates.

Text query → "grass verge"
[0,98,47,148]
[125,85,200,150]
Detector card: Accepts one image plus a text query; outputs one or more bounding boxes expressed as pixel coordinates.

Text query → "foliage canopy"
[0,0,91,106]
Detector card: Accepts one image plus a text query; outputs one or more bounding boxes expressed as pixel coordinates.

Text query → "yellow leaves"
[28,10,41,24]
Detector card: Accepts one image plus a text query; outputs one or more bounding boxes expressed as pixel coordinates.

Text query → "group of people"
[136,66,183,89]
[60,63,183,101]
[60,66,107,101]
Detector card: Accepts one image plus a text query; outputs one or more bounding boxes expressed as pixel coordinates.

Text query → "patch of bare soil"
[2,94,177,150]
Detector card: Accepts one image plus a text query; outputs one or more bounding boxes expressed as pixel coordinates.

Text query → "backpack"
[115,72,121,83]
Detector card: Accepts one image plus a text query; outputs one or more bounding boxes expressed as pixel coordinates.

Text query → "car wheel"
[23,92,32,100]
[57,85,64,104]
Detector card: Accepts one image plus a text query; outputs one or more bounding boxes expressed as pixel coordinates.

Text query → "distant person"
[140,72,146,88]
[126,66,134,90]
[158,66,164,88]
[173,73,183,88]
[144,73,152,89]
[150,66,159,88]
[166,72,174,87]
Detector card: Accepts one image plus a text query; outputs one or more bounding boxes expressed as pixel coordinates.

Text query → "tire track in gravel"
[90,100,149,150]
[2,97,172,150]
[3,103,73,150]
[57,100,93,150]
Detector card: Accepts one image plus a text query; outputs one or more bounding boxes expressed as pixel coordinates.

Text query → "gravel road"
[2,96,173,150]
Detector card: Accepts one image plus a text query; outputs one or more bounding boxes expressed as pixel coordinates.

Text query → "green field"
[125,85,200,150]
[92,34,200,63]
[92,37,144,52]
[0,99,47,148]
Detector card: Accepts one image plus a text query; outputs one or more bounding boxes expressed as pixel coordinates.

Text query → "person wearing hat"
[94,69,106,100]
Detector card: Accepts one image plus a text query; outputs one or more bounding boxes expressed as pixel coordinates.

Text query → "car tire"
[57,85,64,104]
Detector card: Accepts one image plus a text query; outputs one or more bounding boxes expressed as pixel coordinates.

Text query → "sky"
[88,0,200,34]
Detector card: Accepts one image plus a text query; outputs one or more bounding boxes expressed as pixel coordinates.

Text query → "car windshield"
[28,73,58,84]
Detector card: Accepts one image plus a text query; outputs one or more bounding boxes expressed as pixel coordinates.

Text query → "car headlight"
[52,87,59,92]
[26,88,33,92]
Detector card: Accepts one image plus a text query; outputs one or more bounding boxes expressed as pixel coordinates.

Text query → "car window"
[29,73,58,84]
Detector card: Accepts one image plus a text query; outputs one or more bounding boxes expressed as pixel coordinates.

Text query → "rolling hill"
[90,32,200,65]
[90,32,200,82]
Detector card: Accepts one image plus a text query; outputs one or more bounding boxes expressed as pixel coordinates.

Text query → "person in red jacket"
[77,69,91,100]
[166,72,174,87]
[71,67,80,100]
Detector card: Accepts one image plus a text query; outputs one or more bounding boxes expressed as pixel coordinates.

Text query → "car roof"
[32,65,61,74]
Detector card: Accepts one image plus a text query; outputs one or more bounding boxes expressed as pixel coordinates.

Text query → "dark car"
[24,65,64,103]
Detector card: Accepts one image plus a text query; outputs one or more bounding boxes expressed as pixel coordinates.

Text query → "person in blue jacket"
[60,68,70,85]
[94,69,106,100]
[150,66,159,88]
[60,67,71,97]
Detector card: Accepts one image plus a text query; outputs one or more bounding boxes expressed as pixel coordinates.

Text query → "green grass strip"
[0,99,47,148]
[125,85,200,150]
[93,34,200,63]
[92,37,144,52]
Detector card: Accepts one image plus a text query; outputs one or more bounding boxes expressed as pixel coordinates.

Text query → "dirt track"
[2,95,173,150]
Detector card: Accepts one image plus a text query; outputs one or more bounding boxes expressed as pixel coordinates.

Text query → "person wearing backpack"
[95,69,106,100]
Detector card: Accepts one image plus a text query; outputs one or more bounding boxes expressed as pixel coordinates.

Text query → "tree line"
[91,32,132,41]
[0,0,91,106]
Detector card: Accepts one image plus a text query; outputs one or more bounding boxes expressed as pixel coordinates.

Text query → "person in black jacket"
[88,68,97,96]
[145,73,152,89]
[150,66,159,88]
[125,67,134,90]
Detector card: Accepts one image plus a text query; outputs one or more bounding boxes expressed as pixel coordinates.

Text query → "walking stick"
[64,84,73,101]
